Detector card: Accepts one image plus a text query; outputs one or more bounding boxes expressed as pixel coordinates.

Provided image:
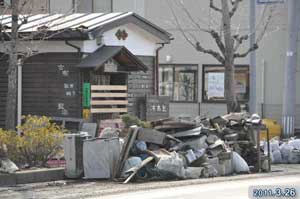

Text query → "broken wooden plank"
[113,127,139,178]
[123,156,154,184]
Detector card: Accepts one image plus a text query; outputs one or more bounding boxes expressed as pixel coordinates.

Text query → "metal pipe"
[17,59,22,136]
[65,40,81,53]
[249,0,257,114]
[261,59,265,118]
[154,43,164,95]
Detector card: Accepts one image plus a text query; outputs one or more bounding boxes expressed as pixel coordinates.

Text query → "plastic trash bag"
[156,152,185,179]
[288,139,300,150]
[271,150,282,164]
[184,167,203,179]
[288,149,300,164]
[0,158,18,174]
[269,139,280,152]
[232,152,249,173]
[280,143,293,163]
[122,156,143,177]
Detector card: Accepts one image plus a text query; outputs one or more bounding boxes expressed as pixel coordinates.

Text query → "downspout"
[17,59,22,136]
[155,43,164,95]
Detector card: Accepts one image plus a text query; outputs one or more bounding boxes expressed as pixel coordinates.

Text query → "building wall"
[142,0,300,127]
[49,0,113,13]
[0,0,48,14]
[128,56,154,117]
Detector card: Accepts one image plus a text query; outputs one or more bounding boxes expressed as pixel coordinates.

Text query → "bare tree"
[167,0,275,113]
[5,0,19,130]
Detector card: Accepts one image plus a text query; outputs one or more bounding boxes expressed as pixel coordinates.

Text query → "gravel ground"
[0,164,299,199]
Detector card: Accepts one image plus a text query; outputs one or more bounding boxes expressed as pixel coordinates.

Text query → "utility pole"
[282,0,299,138]
[249,0,257,114]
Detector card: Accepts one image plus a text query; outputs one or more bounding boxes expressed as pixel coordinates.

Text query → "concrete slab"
[0,168,64,187]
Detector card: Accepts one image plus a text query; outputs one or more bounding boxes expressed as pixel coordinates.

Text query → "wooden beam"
[91,85,127,91]
[91,108,128,113]
[91,100,128,105]
[91,93,127,98]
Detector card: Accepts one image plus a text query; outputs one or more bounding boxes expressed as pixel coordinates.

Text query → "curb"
[0,168,65,187]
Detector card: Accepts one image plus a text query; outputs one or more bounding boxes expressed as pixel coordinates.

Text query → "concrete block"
[16,168,65,184]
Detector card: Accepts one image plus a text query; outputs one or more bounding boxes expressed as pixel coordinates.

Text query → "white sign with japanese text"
[207,73,224,98]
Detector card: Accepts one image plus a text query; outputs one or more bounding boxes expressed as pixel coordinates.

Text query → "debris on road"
[263,137,300,164]
[0,158,19,174]
[109,113,271,183]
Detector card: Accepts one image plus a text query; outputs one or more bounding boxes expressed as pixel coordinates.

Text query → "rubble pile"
[114,113,269,183]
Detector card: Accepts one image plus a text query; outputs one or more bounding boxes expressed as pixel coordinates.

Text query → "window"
[202,65,249,102]
[159,65,198,102]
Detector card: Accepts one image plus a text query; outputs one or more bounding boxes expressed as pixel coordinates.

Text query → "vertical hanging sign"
[83,83,91,108]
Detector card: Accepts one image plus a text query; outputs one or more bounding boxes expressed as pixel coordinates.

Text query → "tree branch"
[233,43,258,58]
[233,33,249,52]
[176,0,210,33]
[210,29,225,55]
[229,0,243,18]
[210,0,222,13]
[168,0,225,64]
[196,42,225,64]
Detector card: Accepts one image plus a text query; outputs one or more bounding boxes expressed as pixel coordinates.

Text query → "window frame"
[201,64,250,104]
[159,64,199,103]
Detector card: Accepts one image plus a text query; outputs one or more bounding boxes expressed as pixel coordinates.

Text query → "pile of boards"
[112,113,270,183]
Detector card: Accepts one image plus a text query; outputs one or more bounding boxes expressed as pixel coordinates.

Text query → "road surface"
[1,173,300,199]
[98,175,300,199]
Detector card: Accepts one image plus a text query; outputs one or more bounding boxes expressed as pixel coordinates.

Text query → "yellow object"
[83,109,91,120]
[260,119,282,140]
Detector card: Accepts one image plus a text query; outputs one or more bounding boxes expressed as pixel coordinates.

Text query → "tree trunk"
[221,0,238,113]
[5,0,19,130]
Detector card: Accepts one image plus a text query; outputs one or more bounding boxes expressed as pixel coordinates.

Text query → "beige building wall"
[143,0,300,127]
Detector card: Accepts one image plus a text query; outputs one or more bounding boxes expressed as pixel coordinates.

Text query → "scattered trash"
[110,113,271,183]
[232,152,249,173]
[262,138,300,164]
[0,158,19,174]
[63,113,276,183]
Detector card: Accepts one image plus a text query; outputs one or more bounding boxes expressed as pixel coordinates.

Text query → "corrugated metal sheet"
[0,13,131,32]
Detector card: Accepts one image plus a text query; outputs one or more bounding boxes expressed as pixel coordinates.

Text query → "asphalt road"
[98,175,300,199]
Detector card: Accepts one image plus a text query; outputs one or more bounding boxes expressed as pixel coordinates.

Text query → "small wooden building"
[0,13,172,128]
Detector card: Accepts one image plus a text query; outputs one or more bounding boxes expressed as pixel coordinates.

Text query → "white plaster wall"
[82,40,99,53]
[102,23,161,56]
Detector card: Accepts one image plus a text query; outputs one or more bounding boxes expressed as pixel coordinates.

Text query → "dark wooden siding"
[0,54,8,128]
[22,53,82,118]
[127,56,154,116]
